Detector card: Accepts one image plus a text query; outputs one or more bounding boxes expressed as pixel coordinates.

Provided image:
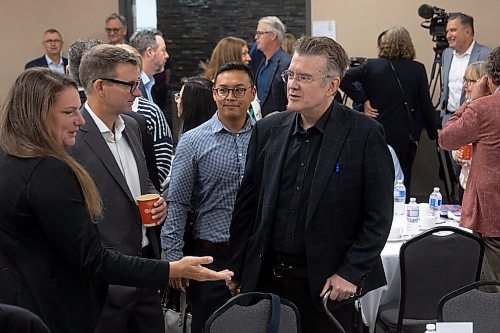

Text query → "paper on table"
[436,322,473,333]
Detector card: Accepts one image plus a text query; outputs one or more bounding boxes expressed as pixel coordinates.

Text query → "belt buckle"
[273,262,293,278]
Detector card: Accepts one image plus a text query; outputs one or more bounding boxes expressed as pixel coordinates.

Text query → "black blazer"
[340,58,437,152]
[255,48,291,117]
[24,55,68,70]
[227,101,394,308]
[0,153,169,333]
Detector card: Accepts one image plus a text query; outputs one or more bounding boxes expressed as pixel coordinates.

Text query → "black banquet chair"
[204,292,301,333]
[438,280,500,333]
[0,303,51,333]
[377,226,484,333]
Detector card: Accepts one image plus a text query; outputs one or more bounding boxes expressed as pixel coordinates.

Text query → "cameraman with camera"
[440,12,491,202]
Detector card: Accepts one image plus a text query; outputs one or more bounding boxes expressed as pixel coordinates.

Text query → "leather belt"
[272,256,308,279]
[195,239,229,253]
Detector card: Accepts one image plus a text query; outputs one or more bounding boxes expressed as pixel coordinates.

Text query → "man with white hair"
[254,16,291,117]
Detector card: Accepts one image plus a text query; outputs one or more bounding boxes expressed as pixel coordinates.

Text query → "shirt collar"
[141,71,155,87]
[210,111,255,134]
[85,101,126,139]
[453,40,475,57]
[292,104,332,136]
[45,54,63,66]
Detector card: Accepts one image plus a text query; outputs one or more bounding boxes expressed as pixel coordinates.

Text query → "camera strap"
[389,61,417,145]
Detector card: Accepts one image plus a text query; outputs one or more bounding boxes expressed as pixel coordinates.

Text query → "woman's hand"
[169,256,234,282]
[363,100,379,118]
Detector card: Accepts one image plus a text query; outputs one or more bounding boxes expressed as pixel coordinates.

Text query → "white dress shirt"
[447,41,475,112]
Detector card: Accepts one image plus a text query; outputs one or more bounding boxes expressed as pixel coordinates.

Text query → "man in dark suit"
[227,36,394,333]
[439,12,491,202]
[25,29,68,74]
[69,44,167,333]
[254,16,291,117]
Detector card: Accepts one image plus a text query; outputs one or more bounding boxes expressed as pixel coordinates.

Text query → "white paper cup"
[420,215,435,229]
[389,226,402,239]
[419,203,431,217]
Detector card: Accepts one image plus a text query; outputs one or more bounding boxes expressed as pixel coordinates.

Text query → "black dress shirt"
[271,108,332,262]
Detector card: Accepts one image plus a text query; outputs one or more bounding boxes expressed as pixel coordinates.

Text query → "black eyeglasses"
[95,78,141,93]
[213,86,252,98]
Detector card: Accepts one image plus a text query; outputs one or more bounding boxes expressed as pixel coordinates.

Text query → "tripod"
[429,46,459,203]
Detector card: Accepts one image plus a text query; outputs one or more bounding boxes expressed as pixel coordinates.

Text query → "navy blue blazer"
[255,48,291,117]
[24,55,68,70]
[228,101,394,309]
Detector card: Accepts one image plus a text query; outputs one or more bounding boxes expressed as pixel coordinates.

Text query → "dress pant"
[481,236,500,292]
[188,241,232,333]
[94,285,164,333]
[259,268,355,333]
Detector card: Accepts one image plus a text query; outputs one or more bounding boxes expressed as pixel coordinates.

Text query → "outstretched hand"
[169,256,234,282]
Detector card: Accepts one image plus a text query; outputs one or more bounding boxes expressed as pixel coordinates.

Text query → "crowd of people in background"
[1,9,499,333]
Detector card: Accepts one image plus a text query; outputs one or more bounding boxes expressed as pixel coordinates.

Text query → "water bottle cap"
[409,197,417,202]
[396,179,403,184]
[426,323,436,329]
[433,187,440,191]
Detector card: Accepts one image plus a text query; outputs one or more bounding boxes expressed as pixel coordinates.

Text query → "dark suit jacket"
[0,154,169,333]
[255,48,291,117]
[439,42,491,111]
[24,55,68,70]
[340,58,437,152]
[227,101,394,308]
[68,107,158,257]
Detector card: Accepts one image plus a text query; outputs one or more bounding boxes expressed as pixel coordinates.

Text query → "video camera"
[418,4,449,54]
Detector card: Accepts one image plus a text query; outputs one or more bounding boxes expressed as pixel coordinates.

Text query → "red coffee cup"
[460,144,472,161]
[136,193,160,227]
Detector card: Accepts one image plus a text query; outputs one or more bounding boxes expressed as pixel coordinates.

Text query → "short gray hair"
[105,13,127,26]
[293,36,349,80]
[258,16,286,42]
[129,29,163,56]
[68,39,103,86]
[79,44,139,93]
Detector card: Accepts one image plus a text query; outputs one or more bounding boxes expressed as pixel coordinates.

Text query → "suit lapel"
[261,113,294,225]
[306,103,350,226]
[80,108,135,202]
[261,50,282,104]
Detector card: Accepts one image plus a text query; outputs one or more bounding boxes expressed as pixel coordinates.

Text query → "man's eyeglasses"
[44,39,62,44]
[105,28,123,34]
[281,70,332,84]
[213,87,252,98]
[95,78,141,93]
[255,31,273,37]
[463,77,478,85]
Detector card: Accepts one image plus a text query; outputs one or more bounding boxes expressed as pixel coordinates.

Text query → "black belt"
[272,256,308,279]
[195,239,229,253]
[445,109,455,115]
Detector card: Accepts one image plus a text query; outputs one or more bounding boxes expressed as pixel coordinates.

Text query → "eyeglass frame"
[105,27,123,34]
[281,70,333,84]
[94,78,141,93]
[255,30,274,37]
[213,86,253,99]
[463,77,478,85]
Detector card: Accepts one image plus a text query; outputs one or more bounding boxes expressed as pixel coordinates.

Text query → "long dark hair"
[180,77,217,133]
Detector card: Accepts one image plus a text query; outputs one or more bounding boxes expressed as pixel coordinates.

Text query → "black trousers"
[94,285,164,333]
[259,272,355,333]
[188,243,232,333]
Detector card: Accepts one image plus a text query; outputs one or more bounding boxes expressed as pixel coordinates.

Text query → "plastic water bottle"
[393,180,406,216]
[424,323,436,333]
[406,197,419,236]
[428,187,442,219]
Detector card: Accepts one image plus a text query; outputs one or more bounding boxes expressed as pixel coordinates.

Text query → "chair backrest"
[438,280,500,333]
[204,292,301,333]
[0,303,51,333]
[397,226,484,329]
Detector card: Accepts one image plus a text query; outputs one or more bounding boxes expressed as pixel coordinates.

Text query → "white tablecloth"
[360,219,463,332]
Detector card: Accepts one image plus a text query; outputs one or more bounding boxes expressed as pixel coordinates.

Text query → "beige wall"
[311,0,498,84]
[0,0,119,100]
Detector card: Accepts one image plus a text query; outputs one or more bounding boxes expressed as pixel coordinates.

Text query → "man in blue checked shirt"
[160,62,256,333]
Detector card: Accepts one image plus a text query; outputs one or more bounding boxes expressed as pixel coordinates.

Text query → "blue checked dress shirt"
[161,112,254,261]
